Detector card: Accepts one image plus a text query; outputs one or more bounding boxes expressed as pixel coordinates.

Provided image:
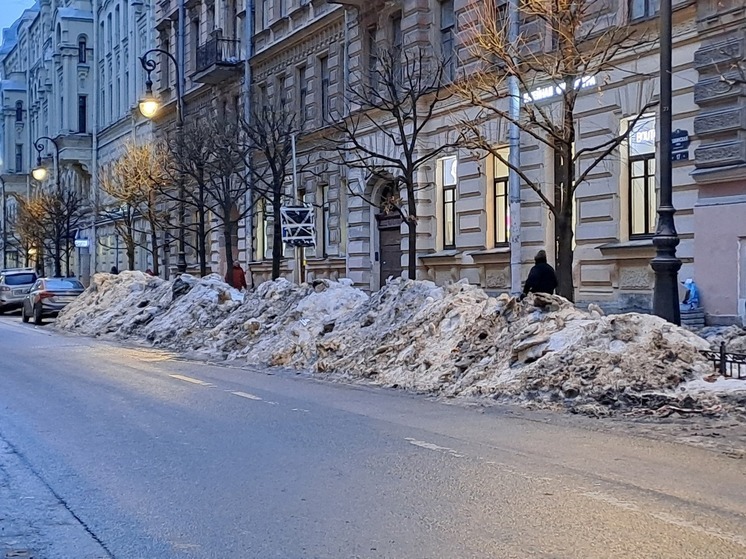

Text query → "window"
[191,17,200,71]
[494,0,508,32]
[78,96,87,133]
[391,13,402,82]
[79,38,86,63]
[15,144,23,172]
[115,6,120,42]
[257,200,271,259]
[319,55,329,122]
[367,25,378,88]
[493,149,510,245]
[161,33,171,88]
[440,156,458,248]
[628,115,657,237]
[440,0,455,80]
[15,101,23,122]
[257,83,268,110]
[318,183,330,257]
[298,65,308,126]
[630,0,659,20]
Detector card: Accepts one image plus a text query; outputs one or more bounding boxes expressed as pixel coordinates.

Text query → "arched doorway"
[376,185,402,285]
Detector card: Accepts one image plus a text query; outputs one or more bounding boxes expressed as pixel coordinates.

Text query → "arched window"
[78,36,87,63]
[15,101,23,122]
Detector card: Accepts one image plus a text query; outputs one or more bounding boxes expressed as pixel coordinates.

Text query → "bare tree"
[162,121,212,276]
[243,100,299,280]
[17,187,89,277]
[11,194,45,268]
[100,143,169,275]
[326,46,462,279]
[459,0,656,300]
[198,115,254,281]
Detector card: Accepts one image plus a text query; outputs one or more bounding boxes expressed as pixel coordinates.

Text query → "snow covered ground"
[56,272,746,420]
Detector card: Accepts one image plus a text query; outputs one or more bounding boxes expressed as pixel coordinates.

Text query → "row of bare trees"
[9,0,659,299]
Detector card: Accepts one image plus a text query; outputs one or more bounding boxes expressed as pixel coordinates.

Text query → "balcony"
[193,38,242,85]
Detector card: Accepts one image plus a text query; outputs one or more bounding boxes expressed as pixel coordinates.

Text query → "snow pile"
[56,272,243,349]
[315,280,727,416]
[198,278,369,364]
[57,274,744,419]
[699,325,746,353]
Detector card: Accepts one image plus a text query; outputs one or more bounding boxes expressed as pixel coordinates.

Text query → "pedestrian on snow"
[226,262,247,291]
[521,250,558,300]
[110,266,119,275]
[145,268,155,276]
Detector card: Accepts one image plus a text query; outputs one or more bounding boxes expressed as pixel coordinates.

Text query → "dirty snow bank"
[314,280,743,417]
[57,274,746,419]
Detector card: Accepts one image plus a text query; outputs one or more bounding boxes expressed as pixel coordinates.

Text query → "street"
[0,315,745,559]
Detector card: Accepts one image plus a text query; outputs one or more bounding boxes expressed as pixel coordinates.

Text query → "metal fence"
[700,342,746,380]
[196,38,241,73]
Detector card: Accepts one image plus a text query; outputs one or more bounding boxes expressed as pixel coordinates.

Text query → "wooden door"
[378,214,402,284]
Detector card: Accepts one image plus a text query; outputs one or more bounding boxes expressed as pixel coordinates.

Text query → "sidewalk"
[0,436,110,559]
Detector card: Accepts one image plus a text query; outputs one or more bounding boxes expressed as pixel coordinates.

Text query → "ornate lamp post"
[650,0,682,325]
[139,49,187,274]
[32,136,61,188]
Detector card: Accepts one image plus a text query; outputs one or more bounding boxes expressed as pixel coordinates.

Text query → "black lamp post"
[650,0,682,325]
[139,48,187,274]
[32,136,65,276]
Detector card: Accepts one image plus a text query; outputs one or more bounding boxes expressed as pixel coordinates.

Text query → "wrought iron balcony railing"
[196,38,241,73]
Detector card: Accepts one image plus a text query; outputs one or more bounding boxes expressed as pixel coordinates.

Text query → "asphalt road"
[0,315,745,559]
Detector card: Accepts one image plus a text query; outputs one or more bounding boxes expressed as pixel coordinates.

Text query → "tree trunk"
[271,191,282,280]
[223,220,235,285]
[198,185,207,276]
[53,239,62,277]
[126,240,135,271]
[407,220,417,279]
[555,213,575,301]
[149,220,160,276]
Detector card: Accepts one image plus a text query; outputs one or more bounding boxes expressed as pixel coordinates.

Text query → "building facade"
[2,0,745,325]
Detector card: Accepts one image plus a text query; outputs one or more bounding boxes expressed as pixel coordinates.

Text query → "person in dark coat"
[226,262,248,290]
[521,250,558,299]
[110,266,119,275]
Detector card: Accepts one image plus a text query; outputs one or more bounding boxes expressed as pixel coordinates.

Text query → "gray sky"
[0,0,37,37]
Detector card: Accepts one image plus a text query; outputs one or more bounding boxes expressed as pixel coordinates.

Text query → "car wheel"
[21,305,29,323]
[33,304,43,325]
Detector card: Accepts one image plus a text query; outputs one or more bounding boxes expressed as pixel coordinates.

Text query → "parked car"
[21,277,85,325]
[0,269,38,314]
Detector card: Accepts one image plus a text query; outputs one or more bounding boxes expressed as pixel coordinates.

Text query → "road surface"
[0,315,744,559]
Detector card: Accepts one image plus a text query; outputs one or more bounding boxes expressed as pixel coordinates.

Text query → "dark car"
[0,269,38,314]
[21,277,84,325]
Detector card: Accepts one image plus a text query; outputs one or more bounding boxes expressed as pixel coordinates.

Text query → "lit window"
[628,115,657,237]
[440,156,458,249]
[493,148,510,245]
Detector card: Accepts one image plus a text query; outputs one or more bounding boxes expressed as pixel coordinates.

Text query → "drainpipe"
[244,0,254,278]
[90,0,100,281]
[343,7,350,115]
[507,0,522,296]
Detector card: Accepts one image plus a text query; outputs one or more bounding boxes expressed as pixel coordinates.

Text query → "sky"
[0,0,36,37]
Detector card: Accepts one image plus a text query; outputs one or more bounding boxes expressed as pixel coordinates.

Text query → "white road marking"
[232,391,263,401]
[292,408,310,413]
[264,401,279,405]
[168,374,212,386]
[582,491,746,549]
[405,437,464,458]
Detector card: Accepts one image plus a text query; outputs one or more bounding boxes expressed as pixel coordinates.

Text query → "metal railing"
[196,38,241,73]
[700,342,746,380]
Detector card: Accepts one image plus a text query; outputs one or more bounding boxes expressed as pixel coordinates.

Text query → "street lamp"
[32,136,61,189]
[650,0,682,325]
[139,49,187,274]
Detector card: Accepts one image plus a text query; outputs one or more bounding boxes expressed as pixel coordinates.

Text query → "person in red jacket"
[226,262,248,290]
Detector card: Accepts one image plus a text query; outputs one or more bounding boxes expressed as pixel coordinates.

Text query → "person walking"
[521,250,558,299]
[226,262,247,291]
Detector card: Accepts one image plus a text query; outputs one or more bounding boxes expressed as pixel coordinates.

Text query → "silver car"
[0,269,38,314]
[21,277,85,325]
